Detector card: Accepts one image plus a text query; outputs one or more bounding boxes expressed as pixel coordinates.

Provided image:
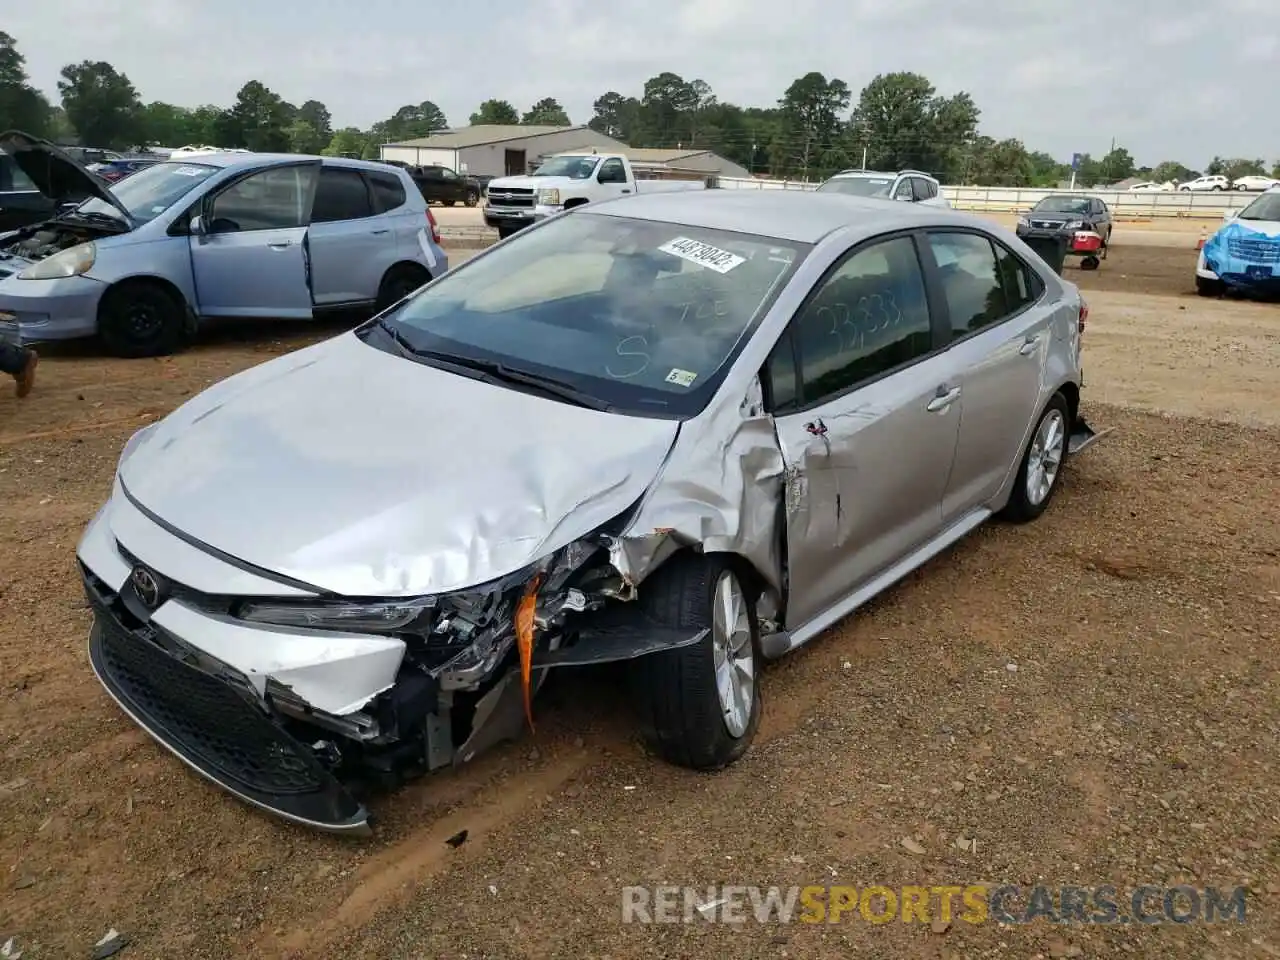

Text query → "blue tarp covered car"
[1197,188,1280,297]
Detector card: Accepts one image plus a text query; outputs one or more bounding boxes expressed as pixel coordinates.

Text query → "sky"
[6,0,1277,168]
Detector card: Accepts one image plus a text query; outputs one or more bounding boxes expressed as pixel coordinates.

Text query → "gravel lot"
[1,244,1277,959]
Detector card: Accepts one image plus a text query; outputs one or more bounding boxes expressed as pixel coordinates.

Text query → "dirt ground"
[1,243,1278,959]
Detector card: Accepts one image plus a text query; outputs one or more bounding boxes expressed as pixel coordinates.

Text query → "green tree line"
[2,31,1277,186]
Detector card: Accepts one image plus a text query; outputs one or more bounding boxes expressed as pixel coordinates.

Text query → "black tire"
[375,264,430,312]
[629,554,762,771]
[464,192,479,207]
[1211,185,1224,191]
[1196,276,1225,297]
[497,226,517,240]
[446,199,457,207]
[98,281,188,358]
[1002,393,1070,524]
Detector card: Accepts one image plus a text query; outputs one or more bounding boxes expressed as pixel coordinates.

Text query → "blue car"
[0,131,449,356]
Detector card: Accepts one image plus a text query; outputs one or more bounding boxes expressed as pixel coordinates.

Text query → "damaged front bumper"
[77,490,707,833]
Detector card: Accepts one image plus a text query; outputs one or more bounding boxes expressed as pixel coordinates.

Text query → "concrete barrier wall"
[713,176,1257,219]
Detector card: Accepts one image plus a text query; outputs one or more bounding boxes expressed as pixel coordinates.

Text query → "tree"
[1151,160,1198,184]
[322,127,374,158]
[1098,145,1136,183]
[961,136,1034,186]
[285,118,326,154]
[370,101,448,144]
[771,72,851,179]
[296,100,333,143]
[0,32,51,136]
[851,72,979,182]
[225,80,293,151]
[588,91,639,141]
[469,99,519,125]
[1206,156,1267,181]
[635,72,698,145]
[521,97,570,126]
[57,60,142,148]
[139,102,199,146]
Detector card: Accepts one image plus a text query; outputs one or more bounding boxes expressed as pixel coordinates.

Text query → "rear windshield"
[372,211,809,417]
[816,176,895,198]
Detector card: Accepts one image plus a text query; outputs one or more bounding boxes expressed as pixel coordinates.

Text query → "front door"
[765,234,963,630]
[922,230,1050,522]
[595,157,631,200]
[190,162,319,318]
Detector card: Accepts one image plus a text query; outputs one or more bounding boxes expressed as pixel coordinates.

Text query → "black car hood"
[0,130,131,220]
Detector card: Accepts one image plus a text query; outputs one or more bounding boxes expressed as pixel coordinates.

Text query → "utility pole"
[861,145,868,170]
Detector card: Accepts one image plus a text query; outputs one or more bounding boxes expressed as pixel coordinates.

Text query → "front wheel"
[1196,276,1225,297]
[1002,393,1070,524]
[464,192,479,207]
[630,555,762,771]
[98,281,189,358]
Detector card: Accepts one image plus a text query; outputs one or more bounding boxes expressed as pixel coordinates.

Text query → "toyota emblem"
[130,566,161,609]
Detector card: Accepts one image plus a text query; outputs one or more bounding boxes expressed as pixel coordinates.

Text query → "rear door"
[765,232,964,629]
[922,229,1050,522]
[189,161,319,318]
[306,165,386,306]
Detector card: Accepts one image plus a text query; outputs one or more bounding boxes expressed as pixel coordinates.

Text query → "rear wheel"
[98,281,188,358]
[1002,393,1070,524]
[629,554,762,771]
[375,264,431,312]
[464,192,479,207]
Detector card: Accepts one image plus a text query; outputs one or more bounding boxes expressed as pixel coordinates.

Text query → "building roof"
[384,125,591,149]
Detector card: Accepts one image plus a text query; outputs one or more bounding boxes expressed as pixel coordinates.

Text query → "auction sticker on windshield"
[664,368,698,387]
[174,166,206,176]
[659,237,746,274]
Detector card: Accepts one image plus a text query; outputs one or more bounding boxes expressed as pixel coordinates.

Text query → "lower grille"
[85,574,368,831]
[487,189,535,208]
[95,613,323,795]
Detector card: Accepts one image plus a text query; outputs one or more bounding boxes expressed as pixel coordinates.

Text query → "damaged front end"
[82,511,710,835]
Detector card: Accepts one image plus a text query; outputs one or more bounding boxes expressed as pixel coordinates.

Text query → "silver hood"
[119,333,680,597]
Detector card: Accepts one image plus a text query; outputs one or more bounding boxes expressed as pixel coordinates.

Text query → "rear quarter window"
[369,172,408,212]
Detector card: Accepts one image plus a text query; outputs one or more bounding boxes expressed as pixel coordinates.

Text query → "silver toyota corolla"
[78,190,1106,833]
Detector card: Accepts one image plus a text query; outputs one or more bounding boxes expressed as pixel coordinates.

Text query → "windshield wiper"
[64,210,129,229]
[430,352,614,411]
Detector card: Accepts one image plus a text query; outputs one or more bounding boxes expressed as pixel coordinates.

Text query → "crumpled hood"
[118,333,680,597]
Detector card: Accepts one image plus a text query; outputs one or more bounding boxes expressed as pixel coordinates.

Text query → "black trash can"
[1022,235,1067,275]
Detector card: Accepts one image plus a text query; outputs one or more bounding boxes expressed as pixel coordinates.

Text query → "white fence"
[713,176,1255,219]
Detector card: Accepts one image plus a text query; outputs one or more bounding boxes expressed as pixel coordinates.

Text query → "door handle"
[267,240,293,249]
[621,189,632,194]
[1019,335,1040,356]
[371,228,390,235]
[926,386,961,412]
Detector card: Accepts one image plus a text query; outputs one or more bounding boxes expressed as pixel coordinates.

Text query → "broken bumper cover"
[84,571,371,834]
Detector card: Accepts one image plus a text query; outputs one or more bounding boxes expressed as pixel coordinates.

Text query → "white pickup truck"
[484,152,708,238]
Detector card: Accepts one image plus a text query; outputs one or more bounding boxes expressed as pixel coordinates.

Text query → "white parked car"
[1127,181,1173,192]
[1178,175,1231,192]
[1232,175,1280,192]
[815,169,951,209]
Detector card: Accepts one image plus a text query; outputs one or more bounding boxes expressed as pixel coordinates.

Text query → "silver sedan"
[77,190,1105,833]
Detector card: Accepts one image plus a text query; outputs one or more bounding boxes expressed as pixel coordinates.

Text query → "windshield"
[1032,196,1091,214]
[371,211,808,417]
[816,176,895,198]
[531,156,600,179]
[1238,193,1280,222]
[76,161,218,224]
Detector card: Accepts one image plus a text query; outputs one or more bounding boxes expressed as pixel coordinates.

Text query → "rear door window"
[369,173,407,212]
[311,167,374,222]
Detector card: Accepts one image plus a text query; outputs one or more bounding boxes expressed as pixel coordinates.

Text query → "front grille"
[1032,220,1062,229]
[93,604,326,795]
[1227,238,1280,264]
[487,188,535,208]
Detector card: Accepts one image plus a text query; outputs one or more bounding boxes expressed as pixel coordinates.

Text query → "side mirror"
[1223,209,1238,223]
[190,214,208,238]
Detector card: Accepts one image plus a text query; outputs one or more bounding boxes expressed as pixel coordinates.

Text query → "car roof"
[163,153,404,175]
[587,189,984,245]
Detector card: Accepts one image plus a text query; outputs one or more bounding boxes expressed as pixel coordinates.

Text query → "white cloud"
[3,0,1274,166]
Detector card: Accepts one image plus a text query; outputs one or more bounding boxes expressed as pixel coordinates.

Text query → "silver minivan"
[0,131,449,356]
